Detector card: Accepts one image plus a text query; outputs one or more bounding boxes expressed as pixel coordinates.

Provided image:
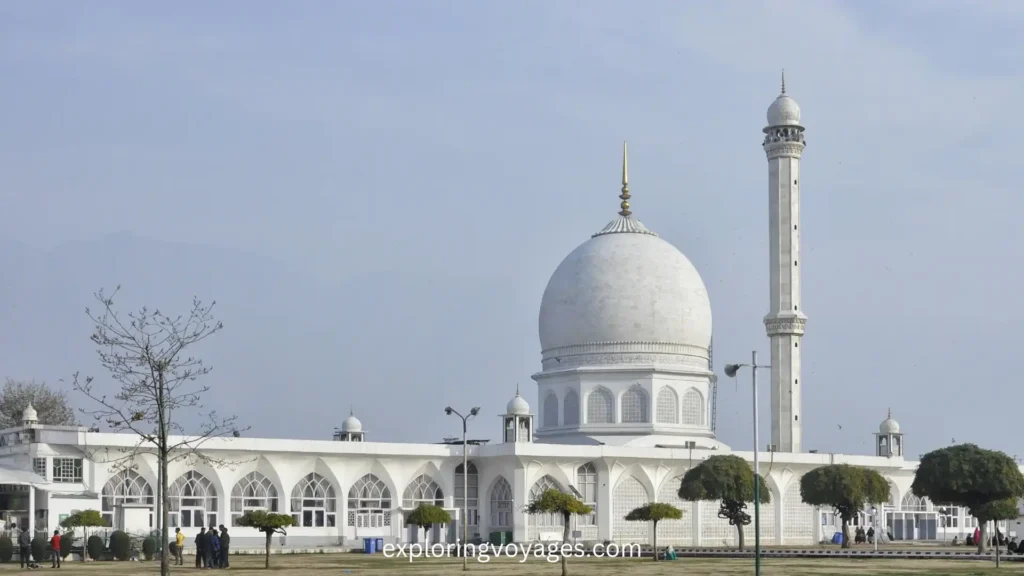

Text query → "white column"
[764,124,807,453]
[512,466,528,542]
[28,486,35,534]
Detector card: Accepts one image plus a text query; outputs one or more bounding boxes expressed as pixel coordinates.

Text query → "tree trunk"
[736,523,745,551]
[841,519,850,549]
[652,521,658,561]
[978,523,987,555]
[561,512,570,576]
[160,448,170,576]
[265,531,272,569]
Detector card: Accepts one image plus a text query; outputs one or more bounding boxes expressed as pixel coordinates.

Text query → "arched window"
[681,389,704,426]
[347,473,391,527]
[292,472,337,527]
[563,390,580,426]
[168,471,217,529]
[622,385,649,423]
[403,474,444,508]
[101,470,154,528]
[529,475,563,528]
[489,477,513,530]
[543,393,559,427]
[576,463,598,527]
[656,387,679,424]
[454,463,479,528]
[230,471,278,525]
[901,493,927,512]
[586,388,614,424]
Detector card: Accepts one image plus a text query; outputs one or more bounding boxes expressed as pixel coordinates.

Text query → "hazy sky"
[1,1,1022,459]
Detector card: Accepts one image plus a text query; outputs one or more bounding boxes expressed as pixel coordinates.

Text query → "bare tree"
[69,286,247,576]
[0,378,78,428]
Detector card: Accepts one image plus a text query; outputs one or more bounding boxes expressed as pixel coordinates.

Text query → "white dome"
[342,414,363,433]
[539,217,712,354]
[879,413,900,434]
[506,392,530,415]
[22,403,38,423]
[767,94,801,127]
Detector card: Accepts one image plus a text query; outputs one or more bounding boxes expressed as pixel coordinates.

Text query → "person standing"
[218,525,230,568]
[18,529,31,568]
[195,527,206,568]
[174,527,185,565]
[49,530,61,568]
[205,528,219,569]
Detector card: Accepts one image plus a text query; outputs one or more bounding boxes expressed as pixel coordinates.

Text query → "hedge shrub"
[30,535,47,562]
[110,531,131,561]
[0,536,12,563]
[59,532,73,559]
[87,535,104,560]
[142,537,156,560]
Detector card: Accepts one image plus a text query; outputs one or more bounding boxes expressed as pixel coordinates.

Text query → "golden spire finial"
[781,69,786,95]
[515,383,520,396]
[887,407,891,419]
[619,141,631,217]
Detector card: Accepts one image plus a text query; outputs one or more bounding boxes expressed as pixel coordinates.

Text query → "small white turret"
[334,409,365,442]
[22,404,38,426]
[502,385,533,443]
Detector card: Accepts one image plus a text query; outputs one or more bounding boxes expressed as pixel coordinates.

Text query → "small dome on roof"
[342,412,363,433]
[22,404,38,423]
[506,390,530,415]
[879,409,900,434]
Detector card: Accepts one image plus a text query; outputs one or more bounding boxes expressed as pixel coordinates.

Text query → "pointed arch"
[403,474,444,508]
[901,493,927,512]
[230,471,279,523]
[528,475,563,531]
[455,462,479,528]
[347,473,392,527]
[292,472,337,527]
[586,387,614,424]
[489,476,513,530]
[656,471,693,544]
[783,478,815,544]
[543,392,559,428]
[575,462,598,538]
[168,470,218,529]
[656,387,679,424]
[681,388,705,426]
[622,384,650,423]
[563,390,580,426]
[101,469,154,528]
[612,475,650,541]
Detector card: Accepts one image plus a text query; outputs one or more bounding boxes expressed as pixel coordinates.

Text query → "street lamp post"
[871,506,878,552]
[445,406,480,572]
[724,351,770,576]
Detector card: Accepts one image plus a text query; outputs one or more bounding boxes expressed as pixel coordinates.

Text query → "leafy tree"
[60,509,106,560]
[235,510,294,568]
[0,378,77,428]
[678,454,770,551]
[404,504,452,545]
[973,497,1019,561]
[624,503,682,561]
[525,489,593,576]
[69,287,246,576]
[798,465,889,549]
[911,443,1024,555]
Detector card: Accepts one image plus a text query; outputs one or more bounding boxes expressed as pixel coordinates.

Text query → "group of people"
[173,525,230,568]
[16,528,61,569]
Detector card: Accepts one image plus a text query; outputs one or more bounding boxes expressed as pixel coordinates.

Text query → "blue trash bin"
[375,538,384,552]
[363,537,373,554]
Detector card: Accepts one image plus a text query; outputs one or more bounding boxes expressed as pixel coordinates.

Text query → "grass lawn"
[1,555,1022,575]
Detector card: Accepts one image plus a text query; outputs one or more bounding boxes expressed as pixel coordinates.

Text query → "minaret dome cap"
[767,70,802,127]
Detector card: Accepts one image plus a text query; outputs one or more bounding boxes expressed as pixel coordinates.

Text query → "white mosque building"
[0,80,1001,549]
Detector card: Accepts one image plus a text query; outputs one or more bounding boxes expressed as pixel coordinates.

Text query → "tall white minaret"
[762,71,807,453]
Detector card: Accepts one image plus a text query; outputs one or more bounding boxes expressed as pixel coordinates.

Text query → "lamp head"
[444,407,453,415]
[724,364,741,378]
[470,407,480,417]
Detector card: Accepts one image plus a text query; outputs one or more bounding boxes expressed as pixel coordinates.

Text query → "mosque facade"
[0,81,1002,549]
